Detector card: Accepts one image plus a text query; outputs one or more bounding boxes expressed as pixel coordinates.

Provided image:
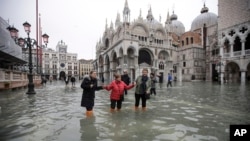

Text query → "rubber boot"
[86,111,93,117]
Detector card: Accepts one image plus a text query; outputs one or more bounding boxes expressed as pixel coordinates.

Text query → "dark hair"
[150,73,154,76]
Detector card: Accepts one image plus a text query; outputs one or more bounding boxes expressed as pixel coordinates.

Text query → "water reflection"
[0,81,249,141]
[80,117,98,140]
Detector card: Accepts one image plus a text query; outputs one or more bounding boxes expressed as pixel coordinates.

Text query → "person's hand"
[90,84,93,88]
[132,81,136,85]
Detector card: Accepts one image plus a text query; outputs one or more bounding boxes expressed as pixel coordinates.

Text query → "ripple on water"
[182,134,219,141]
[184,116,199,122]
[152,120,166,124]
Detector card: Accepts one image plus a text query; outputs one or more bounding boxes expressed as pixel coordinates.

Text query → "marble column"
[230,43,234,57]
[241,40,246,56]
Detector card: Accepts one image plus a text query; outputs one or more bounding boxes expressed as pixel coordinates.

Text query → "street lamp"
[7,21,49,94]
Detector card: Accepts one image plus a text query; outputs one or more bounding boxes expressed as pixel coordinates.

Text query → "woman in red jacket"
[104,74,135,112]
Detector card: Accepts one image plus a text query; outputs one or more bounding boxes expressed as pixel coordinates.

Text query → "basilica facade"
[93,0,250,83]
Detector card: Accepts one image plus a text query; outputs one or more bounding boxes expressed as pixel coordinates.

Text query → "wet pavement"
[0,81,250,141]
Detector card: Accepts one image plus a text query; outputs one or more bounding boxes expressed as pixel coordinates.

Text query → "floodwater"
[0,81,250,141]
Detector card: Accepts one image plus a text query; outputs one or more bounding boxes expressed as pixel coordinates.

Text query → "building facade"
[94,1,176,82]
[94,0,250,83]
[79,59,93,79]
[217,0,250,83]
[42,40,78,80]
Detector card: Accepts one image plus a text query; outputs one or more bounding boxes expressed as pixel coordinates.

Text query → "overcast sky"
[0,0,218,60]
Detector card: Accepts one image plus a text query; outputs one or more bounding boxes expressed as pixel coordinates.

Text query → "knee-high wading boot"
[110,108,115,113]
[134,106,139,110]
[86,111,93,117]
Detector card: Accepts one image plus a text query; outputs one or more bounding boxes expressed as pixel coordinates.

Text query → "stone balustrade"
[0,69,42,90]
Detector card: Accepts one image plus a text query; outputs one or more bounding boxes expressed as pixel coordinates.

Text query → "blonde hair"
[114,73,121,79]
[142,68,148,72]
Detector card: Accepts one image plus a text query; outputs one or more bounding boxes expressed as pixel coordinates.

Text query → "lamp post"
[7,21,49,94]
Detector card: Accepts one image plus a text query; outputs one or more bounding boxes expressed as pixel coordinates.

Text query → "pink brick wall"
[218,0,250,30]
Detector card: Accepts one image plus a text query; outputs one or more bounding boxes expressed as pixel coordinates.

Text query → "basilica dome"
[191,4,218,31]
[170,12,185,36]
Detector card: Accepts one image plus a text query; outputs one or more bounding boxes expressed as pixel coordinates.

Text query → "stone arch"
[104,38,109,50]
[158,50,170,61]
[112,51,119,69]
[105,54,110,81]
[127,46,136,67]
[224,61,240,82]
[59,71,66,80]
[99,55,104,77]
[119,47,124,57]
[127,46,137,58]
[105,54,110,67]
[155,27,166,38]
[138,48,154,66]
[247,63,250,82]
[131,23,149,35]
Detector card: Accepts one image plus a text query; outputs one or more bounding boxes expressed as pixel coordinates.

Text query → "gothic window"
[159,61,164,70]
[139,50,151,65]
[224,39,230,53]
[233,36,241,52]
[186,38,189,45]
[182,41,184,46]
[245,33,250,50]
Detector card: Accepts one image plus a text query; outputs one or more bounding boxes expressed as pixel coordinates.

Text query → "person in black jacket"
[71,76,76,88]
[121,70,131,95]
[81,71,103,117]
[157,73,163,88]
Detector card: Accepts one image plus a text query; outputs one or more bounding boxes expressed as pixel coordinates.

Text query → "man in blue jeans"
[167,73,172,87]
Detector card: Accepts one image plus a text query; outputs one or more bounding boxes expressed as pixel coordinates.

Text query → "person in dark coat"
[71,76,76,88]
[157,73,163,88]
[150,73,157,95]
[81,71,103,117]
[121,70,131,95]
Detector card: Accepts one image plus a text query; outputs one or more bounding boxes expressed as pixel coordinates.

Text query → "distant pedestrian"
[134,68,151,111]
[65,76,69,87]
[49,76,53,84]
[41,76,47,86]
[121,70,131,95]
[150,73,157,95]
[81,71,104,117]
[103,74,134,112]
[71,76,76,88]
[157,73,163,88]
[101,76,104,83]
[167,73,172,87]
